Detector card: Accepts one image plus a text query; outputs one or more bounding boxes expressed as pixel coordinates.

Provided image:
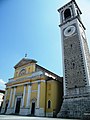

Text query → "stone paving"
[0,115,80,120]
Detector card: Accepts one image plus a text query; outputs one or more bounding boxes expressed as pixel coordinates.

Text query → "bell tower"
[57,0,90,118]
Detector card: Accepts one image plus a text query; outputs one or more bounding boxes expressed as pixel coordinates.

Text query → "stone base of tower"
[57,95,90,119]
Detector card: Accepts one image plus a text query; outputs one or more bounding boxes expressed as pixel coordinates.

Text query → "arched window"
[64,8,71,20]
[47,100,51,109]
[19,69,26,76]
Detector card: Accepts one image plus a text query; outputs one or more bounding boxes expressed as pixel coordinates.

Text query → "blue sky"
[0,0,90,90]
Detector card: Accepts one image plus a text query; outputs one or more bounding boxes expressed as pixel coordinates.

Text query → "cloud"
[0,79,6,84]
[0,79,6,90]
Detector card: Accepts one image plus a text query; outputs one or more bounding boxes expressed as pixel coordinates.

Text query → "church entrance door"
[15,98,21,114]
[31,102,35,115]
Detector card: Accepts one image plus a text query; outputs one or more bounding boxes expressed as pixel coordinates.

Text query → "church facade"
[1,58,63,117]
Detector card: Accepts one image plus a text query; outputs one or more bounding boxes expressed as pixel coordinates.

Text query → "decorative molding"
[8,71,44,84]
[6,80,45,88]
[14,58,37,69]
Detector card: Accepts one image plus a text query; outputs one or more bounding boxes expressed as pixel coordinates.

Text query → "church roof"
[14,58,37,69]
[36,64,63,81]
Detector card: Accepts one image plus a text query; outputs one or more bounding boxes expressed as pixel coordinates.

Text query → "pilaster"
[19,85,26,115]
[11,87,16,108]
[26,83,31,108]
[37,81,40,108]
[7,88,13,108]
[21,85,26,107]
[6,88,13,114]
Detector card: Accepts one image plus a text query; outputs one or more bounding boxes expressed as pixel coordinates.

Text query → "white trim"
[21,85,26,107]
[9,71,43,83]
[64,33,77,40]
[11,87,16,108]
[7,88,13,108]
[63,6,73,22]
[26,84,31,108]
[45,72,55,79]
[72,1,77,16]
[64,25,76,37]
[37,82,40,108]
[6,80,45,89]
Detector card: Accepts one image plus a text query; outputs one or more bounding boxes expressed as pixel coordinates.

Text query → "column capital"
[24,84,27,86]
[12,86,16,89]
[38,80,41,84]
[28,82,32,86]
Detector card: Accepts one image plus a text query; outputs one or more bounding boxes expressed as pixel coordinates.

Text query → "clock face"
[64,25,76,37]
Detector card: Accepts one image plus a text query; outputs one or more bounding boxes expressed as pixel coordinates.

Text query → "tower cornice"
[58,0,82,14]
[59,16,86,30]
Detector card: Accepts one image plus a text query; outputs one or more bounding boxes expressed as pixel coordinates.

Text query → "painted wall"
[46,79,63,116]
[14,63,36,79]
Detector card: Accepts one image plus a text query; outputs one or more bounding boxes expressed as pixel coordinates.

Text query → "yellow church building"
[1,58,63,117]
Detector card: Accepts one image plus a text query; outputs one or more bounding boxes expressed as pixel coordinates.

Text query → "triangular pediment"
[14,58,37,69]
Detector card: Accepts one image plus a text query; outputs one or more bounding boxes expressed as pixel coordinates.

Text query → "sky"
[0,0,90,90]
